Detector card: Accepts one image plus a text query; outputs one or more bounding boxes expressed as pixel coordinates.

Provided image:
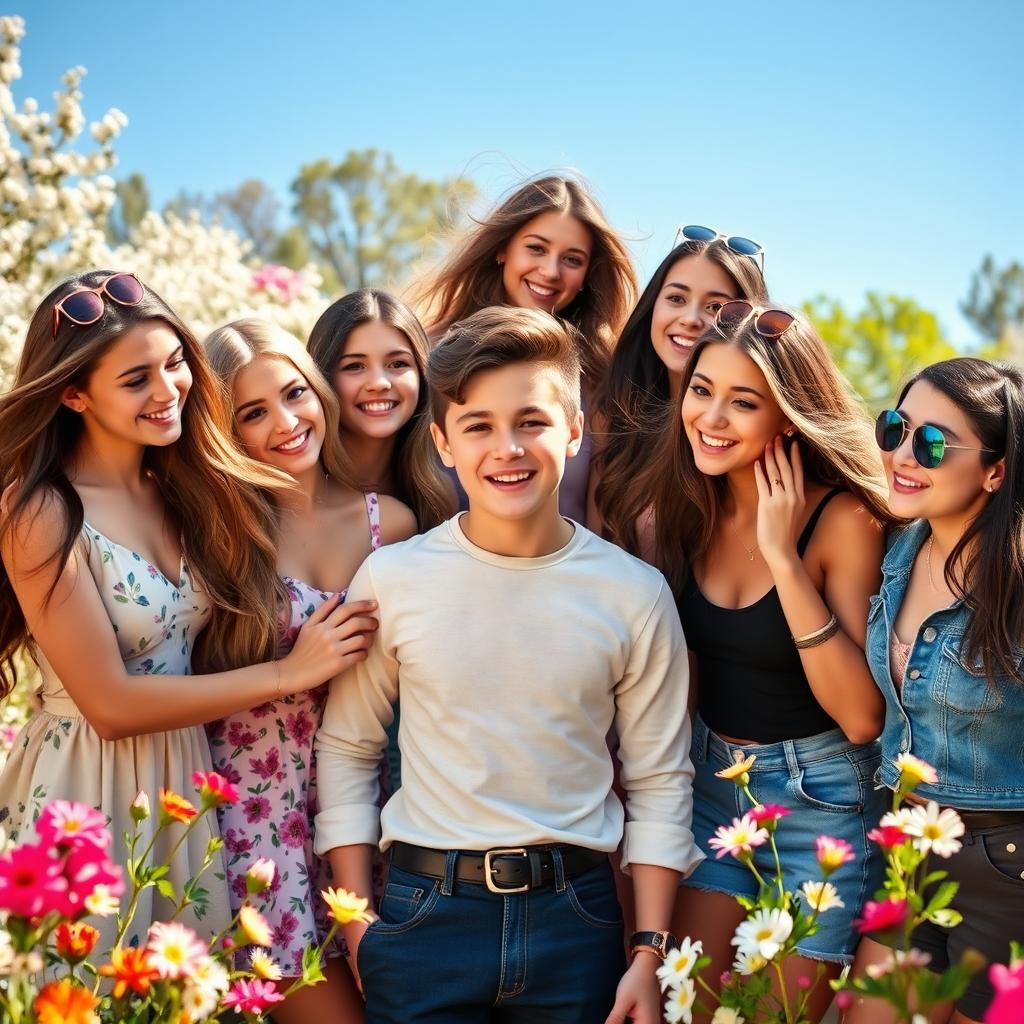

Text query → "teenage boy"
[314,306,701,1024]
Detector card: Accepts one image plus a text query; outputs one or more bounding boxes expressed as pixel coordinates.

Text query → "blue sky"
[17,0,1023,343]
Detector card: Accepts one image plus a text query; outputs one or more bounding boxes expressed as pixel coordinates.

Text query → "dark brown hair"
[0,271,290,695]
[639,307,894,595]
[429,306,582,430]
[595,239,769,550]
[410,174,637,389]
[898,357,1024,684]
[307,289,454,530]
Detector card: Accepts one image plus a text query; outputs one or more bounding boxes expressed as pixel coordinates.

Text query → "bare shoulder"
[1,483,72,562]
[811,489,884,562]
[377,494,418,544]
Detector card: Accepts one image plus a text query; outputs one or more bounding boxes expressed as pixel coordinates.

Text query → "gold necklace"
[732,519,757,562]
[926,536,942,593]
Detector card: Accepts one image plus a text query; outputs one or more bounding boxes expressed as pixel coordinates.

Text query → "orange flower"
[34,979,100,1024]
[98,946,161,998]
[158,788,198,825]
[54,921,100,963]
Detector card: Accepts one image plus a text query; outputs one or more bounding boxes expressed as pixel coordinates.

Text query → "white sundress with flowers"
[207,492,388,976]
[0,522,233,952]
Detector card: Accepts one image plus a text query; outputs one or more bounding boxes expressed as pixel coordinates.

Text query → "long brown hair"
[595,239,769,551]
[204,318,358,490]
[642,307,894,595]
[0,271,289,695]
[306,289,453,530]
[898,358,1024,684]
[409,174,638,388]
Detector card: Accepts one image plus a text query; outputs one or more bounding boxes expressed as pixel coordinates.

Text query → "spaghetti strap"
[796,487,844,556]
[365,492,382,551]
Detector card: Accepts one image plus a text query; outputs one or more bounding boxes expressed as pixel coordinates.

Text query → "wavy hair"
[898,358,1024,684]
[595,239,769,550]
[409,174,637,388]
[639,307,894,595]
[0,271,291,695]
[306,289,453,530]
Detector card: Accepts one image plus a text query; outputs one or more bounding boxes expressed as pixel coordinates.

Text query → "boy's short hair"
[429,306,582,429]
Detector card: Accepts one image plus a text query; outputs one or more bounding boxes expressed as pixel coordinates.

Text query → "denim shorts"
[683,715,886,963]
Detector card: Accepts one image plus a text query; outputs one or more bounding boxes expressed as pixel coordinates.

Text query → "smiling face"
[883,379,1002,522]
[681,342,790,476]
[430,361,583,526]
[63,320,192,448]
[497,211,592,314]
[332,320,420,441]
[232,354,325,477]
[650,255,740,378]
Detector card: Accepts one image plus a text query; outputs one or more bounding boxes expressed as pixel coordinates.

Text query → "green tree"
[291,148,476,293]
[213,178,281,260]
[961,254,1024,342]
[106,172,150,244]
[805,293,959,411]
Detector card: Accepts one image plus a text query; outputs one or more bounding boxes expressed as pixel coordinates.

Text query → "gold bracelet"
[792,613,839,650]
[274,661,283,699]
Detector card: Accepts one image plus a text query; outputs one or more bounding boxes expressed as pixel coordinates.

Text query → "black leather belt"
[390,842,607,894]
[957,809,1024,830]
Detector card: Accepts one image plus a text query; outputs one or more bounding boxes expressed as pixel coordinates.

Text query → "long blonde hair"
[0,271,290,694]
[203,317,358,491]
[306,289,454,530]
[643,308,895,594]
[410,174,638,388]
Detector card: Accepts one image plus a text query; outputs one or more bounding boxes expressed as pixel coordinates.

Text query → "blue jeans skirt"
[683,715,886,963]
[358,853,625,1023]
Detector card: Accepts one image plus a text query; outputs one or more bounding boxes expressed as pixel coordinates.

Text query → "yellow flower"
[321,886,374,926]
[238,905,274,947]
[715,752,756,786]
[894,753,938,790]
[250,949,283,981]
[34,979,100,1024]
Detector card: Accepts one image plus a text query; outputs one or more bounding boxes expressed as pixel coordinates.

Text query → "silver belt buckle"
[483,847,530,894]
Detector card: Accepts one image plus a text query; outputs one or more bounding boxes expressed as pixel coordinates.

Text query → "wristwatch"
[629,930,678,960]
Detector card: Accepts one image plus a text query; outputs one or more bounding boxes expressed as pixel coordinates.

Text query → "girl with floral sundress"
[205,319,416,1024]
[0,273,375,955]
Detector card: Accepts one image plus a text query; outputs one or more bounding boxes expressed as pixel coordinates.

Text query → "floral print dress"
[0,523,232,952]
[207,493,385,975]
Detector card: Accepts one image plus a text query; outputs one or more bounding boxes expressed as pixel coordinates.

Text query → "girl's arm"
[376,494,418,544]
[756,438,885,743]
[2,492,378,741]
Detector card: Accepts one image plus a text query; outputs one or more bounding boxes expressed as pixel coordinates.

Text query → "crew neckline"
[446,512,586,570]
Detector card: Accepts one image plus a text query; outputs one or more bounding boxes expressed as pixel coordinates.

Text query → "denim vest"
[867,519,1024,808]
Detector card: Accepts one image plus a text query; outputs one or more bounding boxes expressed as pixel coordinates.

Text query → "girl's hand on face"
[279,596,379,693]
[754,435,806,569]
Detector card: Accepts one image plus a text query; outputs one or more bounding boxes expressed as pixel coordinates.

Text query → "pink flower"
[284,710,314,746]
[986,962,1024,1024]
[708,814,770,861]
[61,844,125,917]
[749,804,791,828]
[867,824,907,849]
[272,910,298,946]
[35,800,110,851]
[242,796,272,824]
[192,771,239,808]
[227,722,259,749]
[815,835,855,873]
[251,264,304,304]
[279,810,308,849]
[222,978,286,1015]
[854,897,909,934]
[0,842,68,918]
[249,747,281,781]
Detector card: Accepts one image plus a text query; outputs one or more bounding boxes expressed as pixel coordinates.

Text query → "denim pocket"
[936,642,1003,715]
[786,753,864,814]
[370,871,441,934]
[565,864,623,929]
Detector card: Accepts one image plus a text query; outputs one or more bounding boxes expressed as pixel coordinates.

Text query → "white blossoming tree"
[0,15,326,389]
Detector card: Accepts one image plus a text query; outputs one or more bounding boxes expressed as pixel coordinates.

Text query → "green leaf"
[155,878,176,900]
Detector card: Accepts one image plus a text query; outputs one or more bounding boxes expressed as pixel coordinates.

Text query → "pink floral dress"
[206,493,384,975]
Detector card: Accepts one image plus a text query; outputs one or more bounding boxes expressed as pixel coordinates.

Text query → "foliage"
[290,147,476,293]
[0,778,373,1023]
[961,255,1024,344]
[804,294,960,412]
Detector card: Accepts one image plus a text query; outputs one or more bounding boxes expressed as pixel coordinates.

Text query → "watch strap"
[629,930,678,960]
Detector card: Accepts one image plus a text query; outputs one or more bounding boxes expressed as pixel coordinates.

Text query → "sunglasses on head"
[673,224,765,272]
[52,272,145,338]
[713,299,796,342]
[874,409,996,469]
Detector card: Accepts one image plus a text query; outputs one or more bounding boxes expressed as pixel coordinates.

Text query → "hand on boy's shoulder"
[377,494,418,545]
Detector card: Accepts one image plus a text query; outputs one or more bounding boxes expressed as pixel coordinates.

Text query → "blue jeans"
[358,853,625,1023]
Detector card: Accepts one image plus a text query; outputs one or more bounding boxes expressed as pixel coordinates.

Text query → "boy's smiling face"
[431,361,583,527]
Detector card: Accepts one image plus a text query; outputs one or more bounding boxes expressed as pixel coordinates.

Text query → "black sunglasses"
[874,409,995,469]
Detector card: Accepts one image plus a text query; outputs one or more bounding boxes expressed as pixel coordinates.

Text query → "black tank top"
[676,488,843,743]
